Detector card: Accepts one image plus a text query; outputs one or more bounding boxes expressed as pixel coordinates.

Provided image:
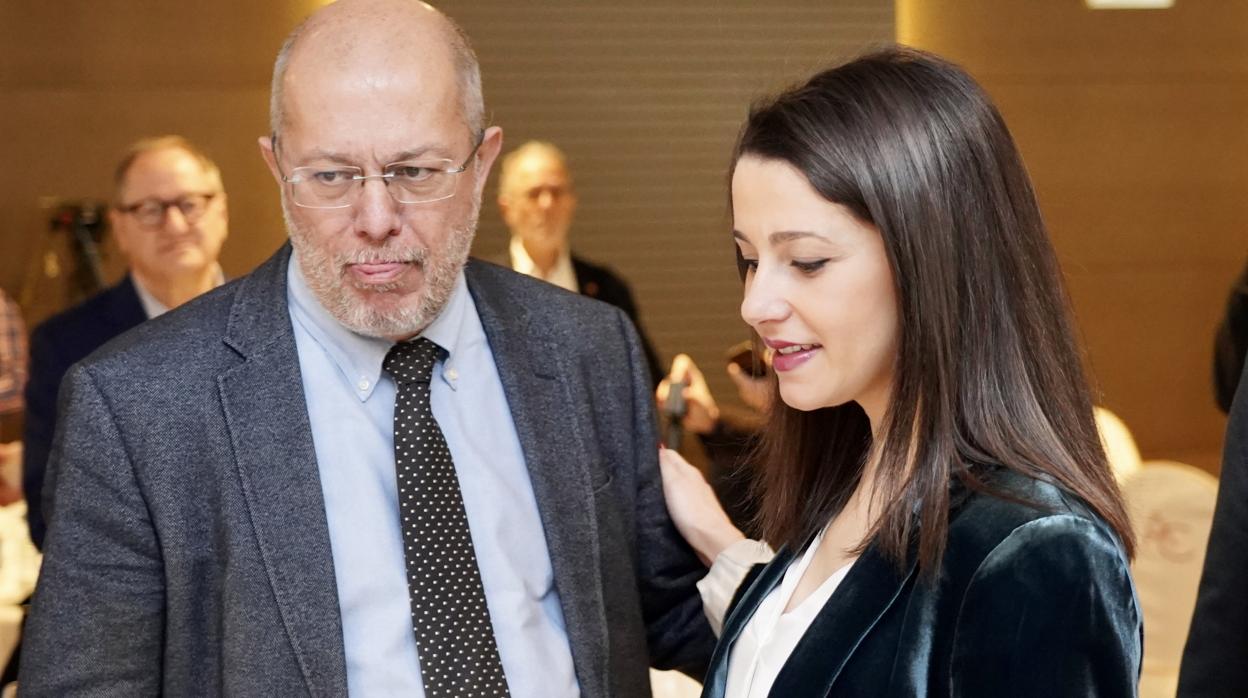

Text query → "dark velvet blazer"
[22,276,147,549]
[702,470,1142,698]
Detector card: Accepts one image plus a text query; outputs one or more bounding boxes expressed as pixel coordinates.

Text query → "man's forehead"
[281,58,464,147]
[122,148,217,197]
[283,13,459,103]
[515,153,570,181]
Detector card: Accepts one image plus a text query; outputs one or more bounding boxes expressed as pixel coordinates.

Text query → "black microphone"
[663,379,687,450]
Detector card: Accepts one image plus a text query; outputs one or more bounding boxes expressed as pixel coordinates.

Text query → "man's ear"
[258,135,283,184]
[472,126,504,197]
[108,207,130,255]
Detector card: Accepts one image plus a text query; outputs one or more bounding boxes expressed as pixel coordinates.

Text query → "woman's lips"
[348,262,409,285]
[771,345,819,372]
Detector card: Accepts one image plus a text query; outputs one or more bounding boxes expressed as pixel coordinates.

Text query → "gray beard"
[283,194,479,339]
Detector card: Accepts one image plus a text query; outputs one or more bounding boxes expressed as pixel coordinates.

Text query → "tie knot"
[384,338,444,385]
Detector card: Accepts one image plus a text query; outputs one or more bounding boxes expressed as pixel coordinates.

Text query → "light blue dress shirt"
[286,257,579,697]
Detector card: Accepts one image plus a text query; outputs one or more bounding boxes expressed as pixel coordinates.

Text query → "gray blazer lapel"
[218,247,348,696]
[465,260,610,698]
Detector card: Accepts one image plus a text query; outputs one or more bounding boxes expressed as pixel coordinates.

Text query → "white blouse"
[697,532,855,698]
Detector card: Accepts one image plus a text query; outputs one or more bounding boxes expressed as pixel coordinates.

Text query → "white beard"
[283,191,479,339]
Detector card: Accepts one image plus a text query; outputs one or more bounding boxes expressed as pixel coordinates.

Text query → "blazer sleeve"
[615,307,717,677]
[1179,364,1248,697]
[19,364,164,696]
[615,283,663,390]
[21,322,62,550]
[950,515,1141,698]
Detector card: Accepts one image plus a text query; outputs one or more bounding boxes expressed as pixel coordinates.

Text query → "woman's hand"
[658,446,746,566]
[726,359,773,414]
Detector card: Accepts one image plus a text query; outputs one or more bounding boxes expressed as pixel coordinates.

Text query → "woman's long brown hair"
[735,46,1134,575]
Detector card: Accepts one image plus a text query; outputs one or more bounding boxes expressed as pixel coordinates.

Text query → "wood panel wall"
[3,1,1231,471]
[901,0,1248,472]
[0,0,894,420]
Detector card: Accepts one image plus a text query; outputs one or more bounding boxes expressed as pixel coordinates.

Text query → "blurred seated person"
[0,289,26,444]
[497,140,663,385]
[657,352,769,533]
[1214,258,1248,412]
[22,135,229,548]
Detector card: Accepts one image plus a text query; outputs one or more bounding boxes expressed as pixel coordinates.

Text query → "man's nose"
[163,206,192,234]
[536,190,555,210]
[355,179,401,240]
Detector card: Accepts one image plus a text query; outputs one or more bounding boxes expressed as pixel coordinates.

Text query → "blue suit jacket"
[20,246,713,696]
[22,276,147,548]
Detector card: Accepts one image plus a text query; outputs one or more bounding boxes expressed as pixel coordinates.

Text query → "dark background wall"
[901,0,1248,471]
[1,0,1240,472]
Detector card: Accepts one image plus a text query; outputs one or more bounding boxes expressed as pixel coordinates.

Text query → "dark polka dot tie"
[383,338,511,698]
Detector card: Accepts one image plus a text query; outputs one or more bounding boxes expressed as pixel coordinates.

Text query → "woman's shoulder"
[944,468,1130,581]
[941,471,1143,695]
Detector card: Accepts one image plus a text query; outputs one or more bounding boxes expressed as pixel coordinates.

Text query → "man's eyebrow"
[296,149,356,165]
[294,146,455,165]
[388,146,452,162]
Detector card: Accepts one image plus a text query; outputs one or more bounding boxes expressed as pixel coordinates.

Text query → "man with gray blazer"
[19,1,713,695]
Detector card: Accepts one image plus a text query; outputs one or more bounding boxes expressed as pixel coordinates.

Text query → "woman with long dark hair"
[659,47,1142,697]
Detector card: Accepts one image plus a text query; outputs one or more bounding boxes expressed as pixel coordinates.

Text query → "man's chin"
[345,284,421,309]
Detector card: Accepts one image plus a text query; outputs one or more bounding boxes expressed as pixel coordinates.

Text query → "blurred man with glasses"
[21,135,228,549]
[19,1,711,695]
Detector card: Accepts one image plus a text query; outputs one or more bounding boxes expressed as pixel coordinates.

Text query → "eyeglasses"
[279,132,484,209]
[116,193,219,229]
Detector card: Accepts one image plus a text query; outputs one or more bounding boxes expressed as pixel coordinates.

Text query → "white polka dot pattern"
[384,338,511,698]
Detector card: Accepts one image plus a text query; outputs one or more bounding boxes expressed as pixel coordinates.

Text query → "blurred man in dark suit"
[1181,352,1248,697]
[22,135,228,547]
[1213,260,1248,412]
[498,140,663,385]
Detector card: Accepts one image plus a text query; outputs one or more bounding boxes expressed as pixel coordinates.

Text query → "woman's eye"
[792,259,829,274]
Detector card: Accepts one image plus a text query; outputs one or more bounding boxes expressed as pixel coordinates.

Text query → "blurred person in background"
[658,47,1141,697]
[22,135,229,548]
[1181,263,1248,695]
[657,351,769,533]
[1213,259,1248,412]
[498,140,663,385]
[0,289,26,443]
[0,288,27,505]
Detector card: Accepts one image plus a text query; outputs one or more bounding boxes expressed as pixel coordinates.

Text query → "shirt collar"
[132,264,225,319]
[509,236,577,293]
[286,254,475,401]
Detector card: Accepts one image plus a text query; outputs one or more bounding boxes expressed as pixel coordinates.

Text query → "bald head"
[499,140,570,198]
[270,0,483,139]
